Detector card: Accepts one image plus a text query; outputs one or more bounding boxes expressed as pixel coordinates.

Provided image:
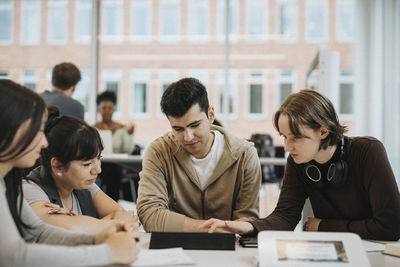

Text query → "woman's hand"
[199,218,255,235]
[95,222,140,264]
[44,202,76,216]
[126,122,135,135]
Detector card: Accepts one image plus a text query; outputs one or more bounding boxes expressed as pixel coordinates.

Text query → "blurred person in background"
[40,62,84,120]
[94,91,136,201]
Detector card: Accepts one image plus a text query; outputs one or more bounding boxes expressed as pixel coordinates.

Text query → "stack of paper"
[131,248,195,266]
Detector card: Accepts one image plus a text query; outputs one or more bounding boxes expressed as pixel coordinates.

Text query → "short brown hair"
[51,62,81,90]
[273,89,347,150]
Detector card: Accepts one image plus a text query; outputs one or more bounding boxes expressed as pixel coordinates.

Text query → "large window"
[246,0,268,42]
[130,69,150,118]
[336,0,355,42]
[276,69,296,107]
[339,69,354,115]
[276,0,298,42]
[246,71,266,118]
[20,0,41,45]
[0,0,13,45]
[101,0,123,44]
[159,0,180,43]
[217,0,239,42]
[19,69,38,91]
[74,69,91,113]
[305,0,328,42]
[47,0,68,45]
[187,0,209,43]
[74,0,92,44]
[130,0,152,43]
[217,69,238,118]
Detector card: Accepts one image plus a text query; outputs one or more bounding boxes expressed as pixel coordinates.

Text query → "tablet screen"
[276,240,348,263]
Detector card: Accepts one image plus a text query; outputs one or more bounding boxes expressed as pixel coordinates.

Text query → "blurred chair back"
[250,134,281,183]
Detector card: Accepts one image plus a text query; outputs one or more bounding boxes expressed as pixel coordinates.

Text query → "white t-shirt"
[190,130,224,190]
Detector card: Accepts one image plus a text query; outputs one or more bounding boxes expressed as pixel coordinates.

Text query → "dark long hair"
[0,79,46,235]
[39,106,103,185]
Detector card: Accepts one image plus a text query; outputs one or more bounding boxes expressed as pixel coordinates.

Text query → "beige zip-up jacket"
[137,126,261,232]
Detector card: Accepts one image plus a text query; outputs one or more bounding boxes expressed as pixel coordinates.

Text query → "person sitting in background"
[201,89,400,241]
[94,91,134,153]
[94,91,136,201]
[137,77,261,232]
[40,62,85,120]
[23,106,138,234]
[0,79,139,266]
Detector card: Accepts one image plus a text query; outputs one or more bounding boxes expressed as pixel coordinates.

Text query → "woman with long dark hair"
[0,79,139,266]
[23,106,136,233]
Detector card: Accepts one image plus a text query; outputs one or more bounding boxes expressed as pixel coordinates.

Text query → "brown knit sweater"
[250,136,400,241]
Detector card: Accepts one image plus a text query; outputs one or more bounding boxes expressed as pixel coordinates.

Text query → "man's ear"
[319,126,330,140]
[50,158,64,175]
[208,106,215,124]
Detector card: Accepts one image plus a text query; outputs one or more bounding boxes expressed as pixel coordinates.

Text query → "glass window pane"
[217,0,239,40]
[187,0,208,41]
[246,0,267,37]
[0,0,13,44]
[20,69,38,91]
[20,0,41,45]
[74,69,90,112]
[250,84,263,114]
[130,0,152,42]
[276,0,298,42]
[280,83,292,104]
[340,83,353,114]
[101,0,123,44]
[336,0,355,42]
[0,70,9,78]
[47,0,68,44]
[133,83,147,113]
[305,0,327,42]
[74,0,92,44]
[159,0,180,42]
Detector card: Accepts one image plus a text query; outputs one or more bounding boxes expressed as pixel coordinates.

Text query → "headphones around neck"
[304,137,349,189]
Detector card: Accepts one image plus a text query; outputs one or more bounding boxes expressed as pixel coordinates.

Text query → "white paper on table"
[131,248,195,266]
[362,240,386,252]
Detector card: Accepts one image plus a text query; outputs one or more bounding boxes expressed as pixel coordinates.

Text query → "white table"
[134,233,400,267]
[101,153,287,166]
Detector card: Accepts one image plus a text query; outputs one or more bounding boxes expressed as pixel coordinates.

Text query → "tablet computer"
[149,232,236,250]
[258,231,370,267]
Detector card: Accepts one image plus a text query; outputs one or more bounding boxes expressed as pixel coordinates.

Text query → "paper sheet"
[131,248,195,266]
[362,240,386,252]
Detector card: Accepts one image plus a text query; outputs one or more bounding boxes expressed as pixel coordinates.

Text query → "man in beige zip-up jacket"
[137,78,261,232]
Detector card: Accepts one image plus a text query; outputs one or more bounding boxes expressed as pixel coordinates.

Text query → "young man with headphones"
[201,89,400,241]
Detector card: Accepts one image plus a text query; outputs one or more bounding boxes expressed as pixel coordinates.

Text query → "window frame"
[305,0,328,43]
[0,0,13,45]
[130,69,151,119]
[245,70,267,119]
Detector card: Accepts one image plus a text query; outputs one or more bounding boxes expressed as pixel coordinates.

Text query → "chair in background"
[250,134,283,183]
